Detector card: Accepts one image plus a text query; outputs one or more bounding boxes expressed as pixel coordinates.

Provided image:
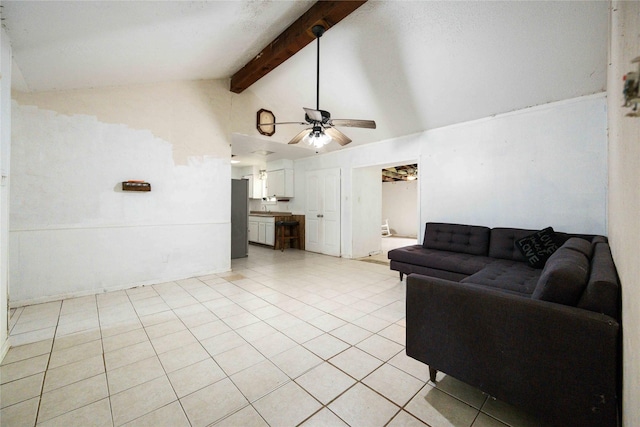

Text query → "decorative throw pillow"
[515,227,561,268]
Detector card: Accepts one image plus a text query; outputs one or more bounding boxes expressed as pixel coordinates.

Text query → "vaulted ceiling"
[2,1,609,156]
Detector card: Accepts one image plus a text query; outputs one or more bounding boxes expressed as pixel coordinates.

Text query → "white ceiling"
[2,1,609,161]
[3,1,315,91]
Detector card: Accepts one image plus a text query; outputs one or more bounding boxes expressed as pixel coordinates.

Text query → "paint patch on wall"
[11,101,229,228]
[9,101,232,303]
[12,79,232,164]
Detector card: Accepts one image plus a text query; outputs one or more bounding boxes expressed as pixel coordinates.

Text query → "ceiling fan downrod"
[276,23,374,148]
[312,25,326,111]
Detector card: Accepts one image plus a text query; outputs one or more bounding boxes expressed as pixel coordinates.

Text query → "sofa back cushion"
[561,237,593,259]
[489,228,538,262]
[532,240,590,306]
[578,242,620,319]
[423,223,490,256]
[591,235,608,245]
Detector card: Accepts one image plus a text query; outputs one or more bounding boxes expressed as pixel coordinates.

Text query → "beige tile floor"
[1,245,551,427]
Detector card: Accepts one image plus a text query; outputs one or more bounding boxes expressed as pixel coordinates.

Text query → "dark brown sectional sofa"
[389,222,620,427]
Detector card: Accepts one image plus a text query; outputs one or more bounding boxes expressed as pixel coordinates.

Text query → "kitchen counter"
[248,213,305,250]
[249,211,293,217]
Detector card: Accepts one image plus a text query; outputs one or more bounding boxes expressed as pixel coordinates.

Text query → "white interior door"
[305,168,341,256]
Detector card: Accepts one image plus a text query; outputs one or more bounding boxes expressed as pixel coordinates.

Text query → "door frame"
[350,158,421,258]
[305,167,341,257]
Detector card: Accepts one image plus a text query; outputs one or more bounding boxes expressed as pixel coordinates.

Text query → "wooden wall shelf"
[122,181,151,192]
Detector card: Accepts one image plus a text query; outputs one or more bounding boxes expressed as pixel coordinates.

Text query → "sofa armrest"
[406,274,619,427]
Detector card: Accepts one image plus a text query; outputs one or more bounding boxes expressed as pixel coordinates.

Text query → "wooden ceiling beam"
[229,1,367,94]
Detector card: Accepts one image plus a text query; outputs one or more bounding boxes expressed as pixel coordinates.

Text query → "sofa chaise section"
[406,273,619,427]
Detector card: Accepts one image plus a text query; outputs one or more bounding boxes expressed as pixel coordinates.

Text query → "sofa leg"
[399,272,404,281]
[429,367,438,383]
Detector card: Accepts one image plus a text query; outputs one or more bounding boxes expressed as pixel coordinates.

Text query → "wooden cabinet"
[273,214,305,251]
[265,169,294,198]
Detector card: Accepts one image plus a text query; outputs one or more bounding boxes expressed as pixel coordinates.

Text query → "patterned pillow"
[515,227,561,268]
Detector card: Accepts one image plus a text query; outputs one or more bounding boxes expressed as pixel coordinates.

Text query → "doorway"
[382,163,418,238]
[352,161,419,264]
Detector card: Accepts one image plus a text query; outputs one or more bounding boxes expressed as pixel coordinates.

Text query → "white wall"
[382,180,418,237]
[10,80,232,305]
[0,26,12,360]
[291,94,608,258]
[231,167,245,180]
[419,95,607,234]
[608,2,640,426]
[352,166,382,258]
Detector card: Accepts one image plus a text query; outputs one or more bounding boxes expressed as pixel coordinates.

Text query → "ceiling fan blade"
[303,107,323,122]
[330,119,377,129]
[288,128,311,145]
[325,127,352,146]
[258,121,306,127]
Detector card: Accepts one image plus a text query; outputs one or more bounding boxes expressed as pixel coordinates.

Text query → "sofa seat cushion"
[423,223,490,256]
[461,260,541,296]
[388,245,493,276]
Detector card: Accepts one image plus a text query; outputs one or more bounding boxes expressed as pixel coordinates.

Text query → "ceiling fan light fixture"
[303,127,331,148]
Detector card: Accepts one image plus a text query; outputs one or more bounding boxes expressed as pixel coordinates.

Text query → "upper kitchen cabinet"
[239,165,267,199]
[242,174,265,199]
[266,160,294,198]
[266,169,294,198]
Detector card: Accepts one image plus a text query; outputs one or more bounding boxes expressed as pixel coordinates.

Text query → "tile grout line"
[168,279,218,427]
[32,300,62,426]
[96,292,117,427]
[186,275,302,423]
[116,284,185,427]
[166,273,382,425]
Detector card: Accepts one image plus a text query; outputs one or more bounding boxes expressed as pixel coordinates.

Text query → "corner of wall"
[0,25,13,361]
[607,2,640,427]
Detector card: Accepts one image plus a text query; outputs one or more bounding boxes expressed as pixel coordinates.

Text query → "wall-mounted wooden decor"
[257,109,276,136]
[122,181,151,192]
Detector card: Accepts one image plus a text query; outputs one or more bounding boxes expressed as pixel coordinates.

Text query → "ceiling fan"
[259,25,376,148]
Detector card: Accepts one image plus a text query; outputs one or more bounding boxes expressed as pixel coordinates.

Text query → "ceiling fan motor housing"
[305,109,331,124]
